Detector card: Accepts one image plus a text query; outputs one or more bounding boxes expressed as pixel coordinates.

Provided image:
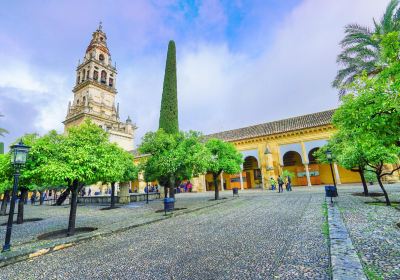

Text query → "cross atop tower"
[98,21,103,31]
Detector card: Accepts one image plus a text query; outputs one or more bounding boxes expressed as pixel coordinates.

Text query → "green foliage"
[0,153,12,193]
[333,0,400,95]
[204,138,243,176]
[282,169,295,179]
[159,40,179,134]
[98,143,138,184]
[139,129,208,184]
[364,167,377,183]
[321,201,329,238]
[0,113,8,137]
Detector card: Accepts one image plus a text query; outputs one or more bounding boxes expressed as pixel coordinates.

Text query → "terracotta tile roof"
[205,109,336,142]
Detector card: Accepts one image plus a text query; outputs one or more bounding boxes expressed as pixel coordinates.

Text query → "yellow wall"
[337,166,361,183]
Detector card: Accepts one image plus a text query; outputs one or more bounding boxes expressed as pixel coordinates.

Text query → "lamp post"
[325,150,336,188]
[3,140,30,252]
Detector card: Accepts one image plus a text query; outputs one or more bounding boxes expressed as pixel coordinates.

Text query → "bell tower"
[63,23,136,151]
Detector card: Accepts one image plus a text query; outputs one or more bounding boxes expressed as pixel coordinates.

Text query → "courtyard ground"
[0,184,399,279]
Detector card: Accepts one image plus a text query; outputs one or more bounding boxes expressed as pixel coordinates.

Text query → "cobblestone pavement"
[337,184,400,280]
[0,193,226,247]
[0,190,330,280]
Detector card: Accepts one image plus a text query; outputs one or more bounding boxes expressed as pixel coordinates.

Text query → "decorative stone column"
[333,163,342,185]
[118,182,130,204]
[220,171,224,191]
[138,172,146,193]
[304,164,312,187]
[239,165,244,190]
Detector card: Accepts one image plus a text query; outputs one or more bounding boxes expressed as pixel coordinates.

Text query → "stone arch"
[82,69,86,81]
[243,156,262,189]
[283,151,302,166]
[243,156,258,170]
[308,147,320,164]
[99,54,105,61]
[101,70,107,84]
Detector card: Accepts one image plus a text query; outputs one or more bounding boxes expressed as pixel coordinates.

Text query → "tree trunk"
[358,168,369,196]
[67,180,79,236]
[214,173,219,200]
[55,187,71,206]
[164,184,168,198]
[110,182,116,208]
[169,176,175,199]
[0,190,10,216]
[377,175,391,206]
[17,188,28,224]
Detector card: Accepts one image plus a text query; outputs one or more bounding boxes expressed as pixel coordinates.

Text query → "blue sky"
[0,0,391,150]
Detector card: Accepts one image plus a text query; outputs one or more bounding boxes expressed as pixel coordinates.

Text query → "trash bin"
[163,197,175,214]
[232,187,239,197]
[325,185,338,203]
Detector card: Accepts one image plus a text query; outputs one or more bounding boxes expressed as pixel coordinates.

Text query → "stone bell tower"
[63,23,136,151]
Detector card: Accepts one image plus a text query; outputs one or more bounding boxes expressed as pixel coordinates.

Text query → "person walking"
[269,177,276,191]
[30,192,36,205]
[278,175,284,193]
[286,176,292,191]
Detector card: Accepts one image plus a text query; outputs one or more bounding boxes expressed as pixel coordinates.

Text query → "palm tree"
[0,114,8,137]
[333,0,400,96]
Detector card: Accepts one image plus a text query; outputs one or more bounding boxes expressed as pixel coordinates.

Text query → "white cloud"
[0,59,69,134]
[0,0,392,148]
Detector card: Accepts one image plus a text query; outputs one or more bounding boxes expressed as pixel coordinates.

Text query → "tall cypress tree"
[159,40,179,134]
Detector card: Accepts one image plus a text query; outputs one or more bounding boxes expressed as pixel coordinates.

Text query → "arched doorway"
[243,156,261,189]
[283,151,303,186]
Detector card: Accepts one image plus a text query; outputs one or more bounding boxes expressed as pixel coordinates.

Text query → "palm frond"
[0,128,8,137]
[381,0,399,32]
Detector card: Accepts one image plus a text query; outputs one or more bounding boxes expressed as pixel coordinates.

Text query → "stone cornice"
[233,125,335,146]
[73,79,117,94]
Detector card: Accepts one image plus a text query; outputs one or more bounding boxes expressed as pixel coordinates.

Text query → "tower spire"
[98,21,103,31]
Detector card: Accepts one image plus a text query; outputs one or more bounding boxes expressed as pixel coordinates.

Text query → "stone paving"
[0,193,223,248]
[336,184,400,280]
[0,184,399,280]
[0,190,330,280]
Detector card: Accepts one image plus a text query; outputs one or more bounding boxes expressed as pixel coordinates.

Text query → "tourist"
[30,192,36,205]
[269,177,276,190]
[88,188,92,196]
[286,176,292,191]
[278,176,284,193]
[187,181,193,192]
[144,185,148,194]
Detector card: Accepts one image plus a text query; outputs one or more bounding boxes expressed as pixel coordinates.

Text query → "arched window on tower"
[77,74,80,84]
[93,70,98,81]
[101,70,107,84]
[82,96,86,106]
[109,78,114,87]
[86,70,89,79]
[99,54,104,62]
[82,69,86,82]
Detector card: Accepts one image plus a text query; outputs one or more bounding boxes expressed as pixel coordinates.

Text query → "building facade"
[133,109,399,193]
[191,109,398,192]
[63,24,136,151]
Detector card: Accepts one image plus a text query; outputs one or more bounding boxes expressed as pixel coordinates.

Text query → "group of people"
[144,184,160,193]
[176,181,192,193]
[269,175,292,193]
